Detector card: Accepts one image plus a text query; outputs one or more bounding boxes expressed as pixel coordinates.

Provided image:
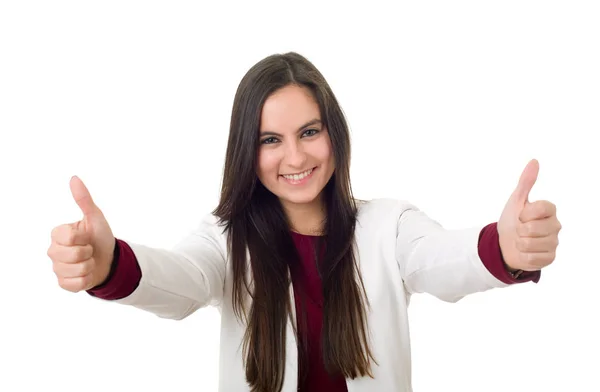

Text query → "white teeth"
[283,168,313,181]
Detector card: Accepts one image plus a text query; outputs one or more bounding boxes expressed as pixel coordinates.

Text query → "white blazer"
[103,198,511,391]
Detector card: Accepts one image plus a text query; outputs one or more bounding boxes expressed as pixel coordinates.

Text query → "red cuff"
[478,222,541,284]
[87,239,142,300]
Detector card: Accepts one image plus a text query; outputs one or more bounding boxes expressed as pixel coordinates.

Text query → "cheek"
[317,137,334,166]
[257,150,280,180]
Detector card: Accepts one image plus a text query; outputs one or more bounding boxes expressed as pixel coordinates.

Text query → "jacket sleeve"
[88,214,228,320]
[394,203,537,303]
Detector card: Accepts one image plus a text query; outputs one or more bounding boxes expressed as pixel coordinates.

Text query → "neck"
[281,196,326,236]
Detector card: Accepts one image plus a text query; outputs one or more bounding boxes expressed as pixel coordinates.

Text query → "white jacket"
[107,198,510,391]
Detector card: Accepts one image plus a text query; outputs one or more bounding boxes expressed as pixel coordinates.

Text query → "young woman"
[47,52,561,392]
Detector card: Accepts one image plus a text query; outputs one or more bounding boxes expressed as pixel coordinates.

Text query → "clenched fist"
[47,176,116,292]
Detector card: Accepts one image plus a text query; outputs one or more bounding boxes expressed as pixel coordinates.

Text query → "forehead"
[260,84,321,132]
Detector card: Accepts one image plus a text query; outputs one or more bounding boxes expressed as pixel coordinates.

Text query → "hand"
[47,176,116,292]
[497,159,562,272]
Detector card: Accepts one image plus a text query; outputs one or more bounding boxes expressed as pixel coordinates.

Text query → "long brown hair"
[213,52,375,391]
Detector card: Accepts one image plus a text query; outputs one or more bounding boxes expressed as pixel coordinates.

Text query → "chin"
[278,192,322,206]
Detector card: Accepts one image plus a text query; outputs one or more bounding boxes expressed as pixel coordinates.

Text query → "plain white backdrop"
[1,1,598,391]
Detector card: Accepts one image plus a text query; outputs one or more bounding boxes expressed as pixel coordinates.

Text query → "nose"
[284,139,307,170]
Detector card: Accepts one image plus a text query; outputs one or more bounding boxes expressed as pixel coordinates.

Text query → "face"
[257,84,335,208]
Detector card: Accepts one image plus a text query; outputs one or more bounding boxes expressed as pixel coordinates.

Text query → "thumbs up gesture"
[497,159,562,272]
[47,176,116,292]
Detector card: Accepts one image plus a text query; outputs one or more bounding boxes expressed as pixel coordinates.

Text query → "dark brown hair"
[213,52,375,391]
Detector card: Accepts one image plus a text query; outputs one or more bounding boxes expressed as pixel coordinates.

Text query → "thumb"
[511,159,539,204]
[70,176,101,218]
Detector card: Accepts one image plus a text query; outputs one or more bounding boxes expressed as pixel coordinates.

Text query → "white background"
[1,1,599,391]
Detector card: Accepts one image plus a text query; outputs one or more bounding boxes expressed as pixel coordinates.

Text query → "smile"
[280,167,316,185]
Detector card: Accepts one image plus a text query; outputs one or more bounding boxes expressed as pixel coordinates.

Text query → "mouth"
[280,167,317,185]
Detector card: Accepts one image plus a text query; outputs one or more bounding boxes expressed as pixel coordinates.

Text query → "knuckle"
[540,252,555,267]
[51,225,65,242]
[66,227,87,245]
[516,238,524,251]
[535,204,546,217]
[72,246,86,261]
[525,238,535,250]
[52,262,61,276]
[519,252,529,264]
[80,274,94,290]
[537,254,553,268]
[546,202,556,217]
[61,276,87,292]
[53,262,69,278]
[72,263,84,277]
[84,244,94,258]
[50,227,58,241]
[66,245,93,263]
[46,245,55,260]
[58,277,76,292]
[518,237,531,251]
[79,261,94,276]
[519,252,535,266]
[64,227,76,245]
[72,277,85,290]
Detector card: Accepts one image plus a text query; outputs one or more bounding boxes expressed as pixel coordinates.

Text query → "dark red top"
[288,231,349,391]
[88,221,540,391]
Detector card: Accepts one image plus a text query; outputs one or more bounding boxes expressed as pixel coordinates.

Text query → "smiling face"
[257,84,335,209]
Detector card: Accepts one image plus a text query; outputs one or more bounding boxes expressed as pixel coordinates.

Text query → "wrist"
[90,239,119,289]
[502,259,523,279]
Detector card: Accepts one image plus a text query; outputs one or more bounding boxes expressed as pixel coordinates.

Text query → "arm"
[395,205,539,303]
[87,214,227,320]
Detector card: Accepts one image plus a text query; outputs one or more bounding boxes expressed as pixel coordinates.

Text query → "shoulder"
[355,198,442,235]
[188,212,228,239]
[198,212,228,232]
[355,198,421,221]
[173,212,229,256]
[354,198,416,236]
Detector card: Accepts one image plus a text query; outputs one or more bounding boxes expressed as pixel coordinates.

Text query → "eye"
[302,128,320,137]
[261,137,279,145]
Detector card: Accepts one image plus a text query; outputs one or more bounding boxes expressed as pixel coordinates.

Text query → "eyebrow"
[259,118,322,138]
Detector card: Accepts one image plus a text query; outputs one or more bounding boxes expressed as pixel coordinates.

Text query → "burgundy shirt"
[288,231,349,391]
[88,222,540,390]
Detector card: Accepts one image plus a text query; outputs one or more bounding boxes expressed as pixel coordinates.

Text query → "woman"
[47,52,561,392]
